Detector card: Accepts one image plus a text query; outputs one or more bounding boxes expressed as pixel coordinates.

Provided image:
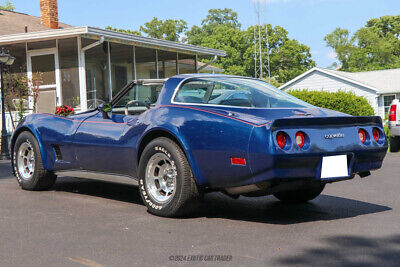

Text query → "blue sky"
[9,0,400,67]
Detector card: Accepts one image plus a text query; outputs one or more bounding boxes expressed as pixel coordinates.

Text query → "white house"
[279,67,400,119]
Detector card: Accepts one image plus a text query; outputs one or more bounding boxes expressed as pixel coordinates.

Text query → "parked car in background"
[10,75,388,217]
[389,99,400,152]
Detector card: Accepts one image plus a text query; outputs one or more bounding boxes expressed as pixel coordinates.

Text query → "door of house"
[27,49,61,113]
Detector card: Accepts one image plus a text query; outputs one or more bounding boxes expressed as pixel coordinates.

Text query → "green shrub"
[287,89,375,116]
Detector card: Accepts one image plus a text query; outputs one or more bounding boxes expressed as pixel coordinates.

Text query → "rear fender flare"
[137,126,206,186]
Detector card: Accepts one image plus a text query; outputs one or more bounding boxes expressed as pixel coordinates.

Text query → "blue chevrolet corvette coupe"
[11,74,387,217]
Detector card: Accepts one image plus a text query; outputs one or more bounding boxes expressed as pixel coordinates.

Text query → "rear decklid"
[192,106,349,127]
[271,116,385,153]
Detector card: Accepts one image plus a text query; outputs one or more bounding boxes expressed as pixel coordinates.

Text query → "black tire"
[138,137,200,217]
[13,131,57,191]
[273,183,325,203]
[389,136,400,152]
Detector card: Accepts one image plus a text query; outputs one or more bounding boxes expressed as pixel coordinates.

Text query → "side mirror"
[100,102,112,119]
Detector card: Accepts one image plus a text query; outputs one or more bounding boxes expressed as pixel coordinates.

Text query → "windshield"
[174,77,313,108]
[112,83,164,115]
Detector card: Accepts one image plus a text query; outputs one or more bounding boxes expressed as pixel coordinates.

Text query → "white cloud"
[327,50,337,60]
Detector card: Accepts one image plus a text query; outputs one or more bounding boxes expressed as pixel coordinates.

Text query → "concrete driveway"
[0,153,399,266]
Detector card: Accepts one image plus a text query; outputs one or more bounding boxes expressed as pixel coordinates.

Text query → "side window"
[174,80,212,104]
[208,82,253,107]
[175,77,312,108]
[174,79,253,107]
[384,95,396,114]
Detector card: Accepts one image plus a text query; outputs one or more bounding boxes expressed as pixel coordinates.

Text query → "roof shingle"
[0,10,71,35]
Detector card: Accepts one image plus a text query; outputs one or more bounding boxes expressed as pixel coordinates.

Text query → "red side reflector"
[389,105,397,122]
[231,157,246,166]
[358,129,366,143]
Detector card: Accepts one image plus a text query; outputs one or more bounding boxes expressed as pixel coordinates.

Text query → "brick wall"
[40,0,58,29]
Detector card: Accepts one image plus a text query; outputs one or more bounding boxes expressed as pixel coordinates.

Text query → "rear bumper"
[236,148,387,188]
[389,126,400,136]
[275,150,385,178]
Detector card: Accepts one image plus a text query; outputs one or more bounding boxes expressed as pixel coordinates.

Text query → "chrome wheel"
[145,153,177,203]
[17,142,35,180]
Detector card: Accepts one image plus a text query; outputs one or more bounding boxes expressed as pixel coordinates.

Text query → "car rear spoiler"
[272,116,383,130]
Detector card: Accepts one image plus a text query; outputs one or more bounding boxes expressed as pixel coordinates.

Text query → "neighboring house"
[279,67,400,119]
[0,0,225,116]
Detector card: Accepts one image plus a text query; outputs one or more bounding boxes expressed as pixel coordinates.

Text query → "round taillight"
[295,132,305,148]
[276,132,286,149]
[358,129,366,143]
[372,128,380,142]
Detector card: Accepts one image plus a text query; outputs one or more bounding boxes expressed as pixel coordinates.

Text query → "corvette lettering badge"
[324,133,345,139]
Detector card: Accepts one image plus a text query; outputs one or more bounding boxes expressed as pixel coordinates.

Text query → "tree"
[105,26,141,36]
[202,8,241,29]
[186,8,240,44]
[106,8,315,84]
[186,9,315,84]
[324,28,353,70]
[107,18,187,42]
[324,15,400,72]
[187,23,249,76]
[366,15,400,39]
[244,25,315,84]
[0,0,14,11]
[140,17,187,42]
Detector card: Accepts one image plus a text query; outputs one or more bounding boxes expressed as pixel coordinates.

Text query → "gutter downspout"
[81,36,105,52]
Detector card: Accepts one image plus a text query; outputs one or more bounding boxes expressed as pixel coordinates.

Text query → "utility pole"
[254,0,271,83]
[257,0,263,79]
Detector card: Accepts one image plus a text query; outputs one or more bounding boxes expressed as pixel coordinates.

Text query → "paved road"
[0,154,399,266]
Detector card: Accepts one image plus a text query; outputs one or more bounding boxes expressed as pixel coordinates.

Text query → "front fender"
[11,113,86,173]
[11,122,51,173]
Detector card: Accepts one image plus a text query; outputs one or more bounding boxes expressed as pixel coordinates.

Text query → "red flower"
[55,105,74,116]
